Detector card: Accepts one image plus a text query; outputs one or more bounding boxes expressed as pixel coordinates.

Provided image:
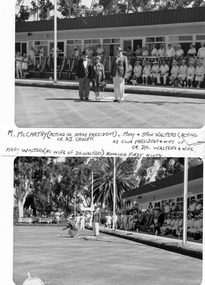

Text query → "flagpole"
[183,157,188,245]
[54,0,57,83]
[112,157,116,230]
[91,170,94,209]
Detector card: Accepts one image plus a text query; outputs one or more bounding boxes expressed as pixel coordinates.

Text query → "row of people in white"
[128,60,204,88]
[160,213,203,239]
[134,42,205,62]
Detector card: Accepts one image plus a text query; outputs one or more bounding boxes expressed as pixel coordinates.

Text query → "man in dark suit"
[110,47,128,103]
[76,52,93,100]
[151,207,165,235]
[92,206,101,237]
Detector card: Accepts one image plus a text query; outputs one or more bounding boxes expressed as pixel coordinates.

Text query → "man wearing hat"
[175,44,184,60]
[151,60,160,85]
[160,60,169,85]
[150,207,164,235]
[92,205,101,237]
[178,59,188,87]
[197,41,205,67]
[110,47,128,103]
[187,43,196,58]
[165,44,175,58]
[186,61,195,88]
[157,44,166,57]
[75,52,93,100]
[151,44,158,57]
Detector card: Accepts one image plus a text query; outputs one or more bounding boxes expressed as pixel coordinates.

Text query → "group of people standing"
[76,46,128,103]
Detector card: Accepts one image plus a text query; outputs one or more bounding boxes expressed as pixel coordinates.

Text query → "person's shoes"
[118,100,121,103]
[113,99,118,102]
[85,98,89,100]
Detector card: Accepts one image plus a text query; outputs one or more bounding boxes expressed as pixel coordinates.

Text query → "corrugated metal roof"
[123,163,203,199]
[16,7,205,33]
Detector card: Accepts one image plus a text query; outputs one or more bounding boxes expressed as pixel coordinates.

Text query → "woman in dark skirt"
[92,56,105,100]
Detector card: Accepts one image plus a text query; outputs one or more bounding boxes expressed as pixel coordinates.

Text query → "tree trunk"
[18,200,24,219]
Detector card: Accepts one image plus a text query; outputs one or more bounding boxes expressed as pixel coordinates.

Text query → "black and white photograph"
[13,157,203,285]
[14,1,205,128]
[0,1,205,285]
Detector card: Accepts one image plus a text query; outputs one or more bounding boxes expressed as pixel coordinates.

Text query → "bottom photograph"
[13,157,203,285]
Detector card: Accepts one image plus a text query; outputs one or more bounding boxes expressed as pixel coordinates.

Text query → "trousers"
[93,222,99,236]
[113,75,125,100]
[78,77,90,99]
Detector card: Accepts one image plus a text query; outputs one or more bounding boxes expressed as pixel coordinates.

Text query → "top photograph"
[15,1,205,128]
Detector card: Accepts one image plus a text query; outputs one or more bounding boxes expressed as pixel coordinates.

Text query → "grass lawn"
[13,226,202,285]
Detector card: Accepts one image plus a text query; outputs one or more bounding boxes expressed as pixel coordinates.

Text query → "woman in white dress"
[178,59,188,87]
[195,61,205,88]
[150,60,160,85]
[131,61,142,85]
[186,61,195,88]
[142,61,151,85]
[169,60,179,86]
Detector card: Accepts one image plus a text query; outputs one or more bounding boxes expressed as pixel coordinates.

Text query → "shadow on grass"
[45,98,205,105]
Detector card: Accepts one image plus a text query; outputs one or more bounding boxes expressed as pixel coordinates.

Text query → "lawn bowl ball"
[49,77,53,81]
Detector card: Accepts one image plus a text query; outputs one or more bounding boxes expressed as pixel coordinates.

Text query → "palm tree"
[92,157,138,210]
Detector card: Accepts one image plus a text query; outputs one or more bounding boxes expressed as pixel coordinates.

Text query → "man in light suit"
[110,47,128,103]
[76,52,93,100]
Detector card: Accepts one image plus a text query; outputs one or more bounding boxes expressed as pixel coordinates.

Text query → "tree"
[15,5,30,22]
[14,157,37,219]
[14,157,56,219]
[92,157,138,210]
[30,0,54,20]
[57,0,81,18]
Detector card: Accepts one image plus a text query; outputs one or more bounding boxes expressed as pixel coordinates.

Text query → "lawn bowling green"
[15,86,205,128]
[14,226,202,285]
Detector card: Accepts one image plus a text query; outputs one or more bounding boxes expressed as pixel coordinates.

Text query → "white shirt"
[133,65,142,76]
[175,49,184,59]
[179,65,187,75]
[197,47,205,58]
[165,47,175,57]
[187,66,195,77]
[151,48,158,56]
[97,47,104,55]
[143,65,151,75]
[151,65,160,74]
[160,64,169,75]
[188,48,196,56]
[171,65,179,75]
[83,60,88,69]
[157,48,165,57]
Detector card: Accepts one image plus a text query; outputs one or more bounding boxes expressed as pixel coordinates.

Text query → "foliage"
[15,5,30,22]
[30,0,54,20]
[92,157,138,210]
[57,0,81,18]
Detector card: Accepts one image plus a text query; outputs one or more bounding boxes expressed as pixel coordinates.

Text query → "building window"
[145,36,165,54]
[66,40,82,57]
[176,197,183,212]
[34,40,48,57]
